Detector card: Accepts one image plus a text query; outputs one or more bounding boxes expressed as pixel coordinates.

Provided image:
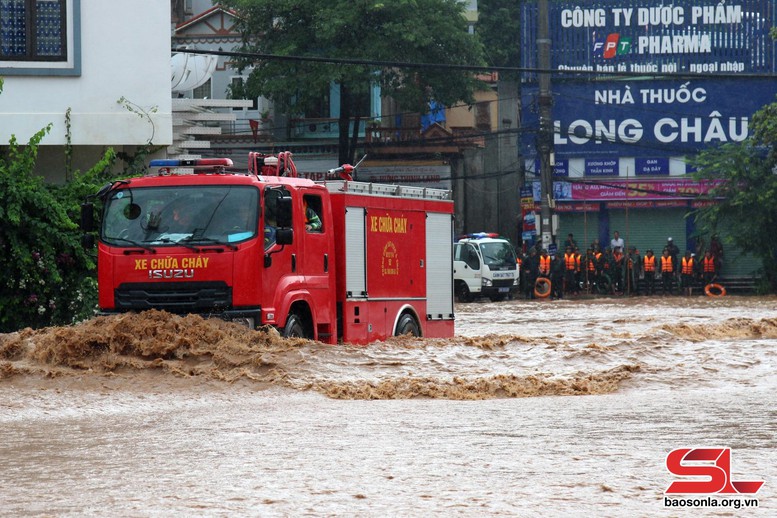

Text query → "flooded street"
[1,296,775,516]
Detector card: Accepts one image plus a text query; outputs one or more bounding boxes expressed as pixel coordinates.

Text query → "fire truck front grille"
[115,281,232,312]
[492,279,515,288]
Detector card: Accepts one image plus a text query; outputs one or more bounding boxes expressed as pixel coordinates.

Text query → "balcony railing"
[365,126,422,144]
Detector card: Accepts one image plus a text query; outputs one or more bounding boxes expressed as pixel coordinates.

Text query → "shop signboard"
[530,159,569,177]
[520,0,777,159]
[532,178,724,201]
[635,157,670,176]
[521,0,777,75]
[522,78,777,158]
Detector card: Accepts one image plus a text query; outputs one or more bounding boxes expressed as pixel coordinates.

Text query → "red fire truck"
[81,152,454,344]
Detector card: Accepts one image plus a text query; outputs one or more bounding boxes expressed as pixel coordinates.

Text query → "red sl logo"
[665,448,764,495]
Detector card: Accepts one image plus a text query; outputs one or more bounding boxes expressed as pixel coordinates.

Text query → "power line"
[174,47,777,81]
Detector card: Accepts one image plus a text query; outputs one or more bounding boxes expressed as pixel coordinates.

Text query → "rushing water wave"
[2,299,776,399]
[1,296,775,515]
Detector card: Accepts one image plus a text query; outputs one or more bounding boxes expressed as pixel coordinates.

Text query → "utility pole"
[537,0,554,251]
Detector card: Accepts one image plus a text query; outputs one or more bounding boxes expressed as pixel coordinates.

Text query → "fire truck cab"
[83,153,455,344]
[453,233,519,302]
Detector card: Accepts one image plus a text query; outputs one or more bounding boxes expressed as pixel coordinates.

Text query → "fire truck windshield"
[101,185,259,246]
[479,241,518,269]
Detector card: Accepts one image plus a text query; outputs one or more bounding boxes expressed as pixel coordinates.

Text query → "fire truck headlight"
[481,278,492,287]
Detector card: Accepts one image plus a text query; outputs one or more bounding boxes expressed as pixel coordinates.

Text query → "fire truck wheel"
[395,313,421,337]
[456,282,474,303]
[283,314,308,339]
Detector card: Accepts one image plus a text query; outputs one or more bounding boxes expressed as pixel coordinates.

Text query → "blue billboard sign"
[635,157,670,175]
[585,158,619,176]
[522,78,777,158]
[531,158,569,177]
[521,0,777,76]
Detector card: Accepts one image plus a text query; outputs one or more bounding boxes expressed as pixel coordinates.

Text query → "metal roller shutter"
[425,212,454,319]
[558,211,599,251]
[608,208,686,255]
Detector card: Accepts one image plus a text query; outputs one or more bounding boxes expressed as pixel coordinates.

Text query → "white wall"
[0,0,172,147]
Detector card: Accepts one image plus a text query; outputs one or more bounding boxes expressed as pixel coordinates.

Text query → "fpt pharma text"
[558,4,748,73]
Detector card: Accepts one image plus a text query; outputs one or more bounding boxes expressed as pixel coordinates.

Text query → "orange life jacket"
[564,253,576,271]
[661,256,673,273]
[575,253,582,271]
[539,255,551,274]
[682,257,695,274]
[643,255,656,272]
[703,256,715,272]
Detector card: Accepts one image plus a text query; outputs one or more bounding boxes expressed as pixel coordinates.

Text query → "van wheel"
[456,283,474,302]
[283,314,308,339]
[395,314,420,337]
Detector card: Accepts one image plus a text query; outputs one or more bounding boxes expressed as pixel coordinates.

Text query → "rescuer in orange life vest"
[660,248,675,295]
[681,250,697,296]
[584,248,597,293]
[642,249,657,295]
[611,246,625,294]
[564,246,579,295]
[538,249,551,278]
[702,249,719,286]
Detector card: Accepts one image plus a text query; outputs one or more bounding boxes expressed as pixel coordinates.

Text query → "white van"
[453,233,519,302]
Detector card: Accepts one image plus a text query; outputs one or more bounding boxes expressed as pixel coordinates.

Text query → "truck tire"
[395,313,420,337]
[456,282,474,303]
[283,314,308,339]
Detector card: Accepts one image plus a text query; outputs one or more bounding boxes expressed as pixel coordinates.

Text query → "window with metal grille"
[0,0,66,61]
[192,78,212,100]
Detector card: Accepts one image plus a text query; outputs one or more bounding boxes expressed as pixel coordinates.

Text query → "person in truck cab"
[264,208,277,249]
[304,200,322,231]
[264,191,279,250]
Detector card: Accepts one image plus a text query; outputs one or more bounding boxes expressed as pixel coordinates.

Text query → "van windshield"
[101,185,259,246]
[479,242,517,268]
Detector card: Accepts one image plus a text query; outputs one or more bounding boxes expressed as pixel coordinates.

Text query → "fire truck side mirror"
[276,193,292,228]
[80,202,95,232]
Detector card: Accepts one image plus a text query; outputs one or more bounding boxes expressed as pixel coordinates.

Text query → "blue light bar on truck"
[458,232,500,240]
[149,158,233,167]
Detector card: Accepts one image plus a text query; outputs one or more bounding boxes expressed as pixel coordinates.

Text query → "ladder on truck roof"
[323,180,452,201]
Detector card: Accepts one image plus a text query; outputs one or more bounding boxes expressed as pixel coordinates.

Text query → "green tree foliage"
[477,0,520,76]
[692,101,777,291]
[0,126,118,332]
[221,0,485,164]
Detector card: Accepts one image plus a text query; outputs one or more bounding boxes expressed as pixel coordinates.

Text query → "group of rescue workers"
[517,233,725,300]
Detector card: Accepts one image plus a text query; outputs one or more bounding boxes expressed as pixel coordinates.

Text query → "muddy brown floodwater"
[1,296,775,516]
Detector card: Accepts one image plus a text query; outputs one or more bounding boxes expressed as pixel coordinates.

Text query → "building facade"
[1,0,172,182]
[519,0,777,278]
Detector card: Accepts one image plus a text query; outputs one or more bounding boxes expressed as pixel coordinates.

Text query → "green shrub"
[0,127,117,332]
